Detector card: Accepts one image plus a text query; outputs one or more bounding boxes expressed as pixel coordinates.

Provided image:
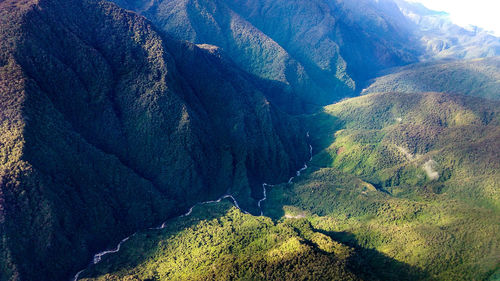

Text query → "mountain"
[313,92,500,209]
[0,0,309,280]
[363,57,500,100]
[111,0,420,107]
[108,0,500,103]
[77,201,429,281]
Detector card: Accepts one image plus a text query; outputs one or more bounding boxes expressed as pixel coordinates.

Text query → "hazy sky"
[407,0,500,36]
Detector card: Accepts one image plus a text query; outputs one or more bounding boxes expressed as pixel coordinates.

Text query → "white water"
[71,132,313,281]
[71,270,84,281]
[258,133,312,216]
[93,236,129,264]
[71,194,247,281]
[257,183,274,216]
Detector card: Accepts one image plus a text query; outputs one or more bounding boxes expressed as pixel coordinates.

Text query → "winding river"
[72,133,313,281]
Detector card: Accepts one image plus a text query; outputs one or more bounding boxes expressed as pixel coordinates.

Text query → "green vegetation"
[113,0,421,107]
[265,169,499,280]
[1,0,499,280]
[78,92,499,281]
[0,0,308,280]
[317,92,500,209]
[263,92,500,280]
[364,57,500,100]
[80,200,427,281]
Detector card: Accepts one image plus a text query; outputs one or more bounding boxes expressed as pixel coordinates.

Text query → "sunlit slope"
[363,57,500,100]
[78,201,428,281]
[315,92,500,208]
[75,91,500,281]
[262,92,500,280]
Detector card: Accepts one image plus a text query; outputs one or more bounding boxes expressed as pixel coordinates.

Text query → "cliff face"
[111,0,419,108]
[0,0,307,280]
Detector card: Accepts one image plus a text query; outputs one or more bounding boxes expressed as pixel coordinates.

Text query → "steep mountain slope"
[112,0,419,107]
[0,0,308,280]
[1,0,499,280]
[363,57,500,100]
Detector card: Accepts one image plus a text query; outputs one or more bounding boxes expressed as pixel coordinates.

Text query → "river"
[72,133,312,281]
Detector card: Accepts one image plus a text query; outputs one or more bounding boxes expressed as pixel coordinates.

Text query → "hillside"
[363,57,500,100]
[77,200,429,281]
[110,0,500,105]
[264,92,500,280]
[0,0,309,280]
[0,0,499,280]
[314,92,500,209]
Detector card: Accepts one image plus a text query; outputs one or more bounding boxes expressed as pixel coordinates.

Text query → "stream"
[72,133,313,281]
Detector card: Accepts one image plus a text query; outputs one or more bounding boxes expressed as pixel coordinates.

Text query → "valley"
[74,92,500,281]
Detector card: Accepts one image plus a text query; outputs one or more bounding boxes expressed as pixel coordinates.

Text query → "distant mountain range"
[112,0,500,97]
[112,0,422,106]
[394,0,500,60]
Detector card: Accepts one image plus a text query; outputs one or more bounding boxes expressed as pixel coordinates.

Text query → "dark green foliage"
[71,91,500,281]
[262,92,500,280]
[111,0,420,108]
[0,0,308,280]
[0,0,499,280]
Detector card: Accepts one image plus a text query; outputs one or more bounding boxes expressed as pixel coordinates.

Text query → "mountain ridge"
[363,57,500,100]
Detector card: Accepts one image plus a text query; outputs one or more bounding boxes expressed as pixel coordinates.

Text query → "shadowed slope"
[112,0,419,107]
[0,0,307,280]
